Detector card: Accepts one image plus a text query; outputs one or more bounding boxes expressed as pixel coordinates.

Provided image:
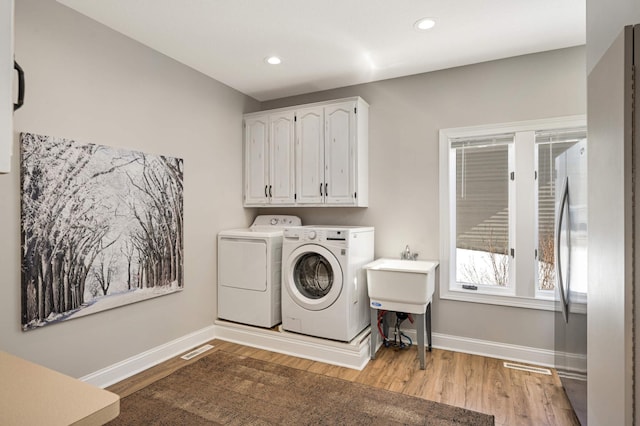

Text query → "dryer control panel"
[251,215,302,229]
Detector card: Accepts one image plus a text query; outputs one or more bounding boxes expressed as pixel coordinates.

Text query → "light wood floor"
[108,339,580,426]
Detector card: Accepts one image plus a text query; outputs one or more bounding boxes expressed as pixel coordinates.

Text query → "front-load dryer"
[281,226,374,342]
[218,215,301,328]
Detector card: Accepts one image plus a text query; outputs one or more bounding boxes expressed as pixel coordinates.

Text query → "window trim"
[439,115,587,311]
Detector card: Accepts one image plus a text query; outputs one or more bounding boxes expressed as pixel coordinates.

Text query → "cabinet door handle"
[325,183,328,196]
[320,183,323,196]
[269,185,272,197]
[264,185,268,197]
[13,60,25,111]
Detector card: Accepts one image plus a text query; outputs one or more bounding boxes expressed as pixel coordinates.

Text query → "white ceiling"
[56,0,586,101]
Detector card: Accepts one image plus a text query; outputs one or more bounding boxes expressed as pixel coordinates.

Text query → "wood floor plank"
[107,338,579,425]
[482,357,511,426]
[461,352,484,412]
[424,349,449,402]
[448,351,465,408]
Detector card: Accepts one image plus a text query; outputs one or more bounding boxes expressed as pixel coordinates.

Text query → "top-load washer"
[281,225,374,342]
[218,215,301,328]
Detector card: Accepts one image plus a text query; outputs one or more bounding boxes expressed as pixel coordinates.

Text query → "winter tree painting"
[20,133,184,331]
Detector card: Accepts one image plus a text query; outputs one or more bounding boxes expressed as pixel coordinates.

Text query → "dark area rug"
[108,350,494,425]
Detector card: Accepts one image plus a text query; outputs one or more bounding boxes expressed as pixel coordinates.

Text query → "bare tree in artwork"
[93,240,119,296]
[20,133,184,330]
[120,240,135,291]
[126,155,183,290]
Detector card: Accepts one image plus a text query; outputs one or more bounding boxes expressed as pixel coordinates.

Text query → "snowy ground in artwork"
[67,282,181,319]
[23,282,181,330]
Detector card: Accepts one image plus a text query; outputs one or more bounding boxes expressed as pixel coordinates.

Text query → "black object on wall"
[13,60,24,111]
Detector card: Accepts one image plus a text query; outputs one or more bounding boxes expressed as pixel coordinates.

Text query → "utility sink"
[364,258,439,314]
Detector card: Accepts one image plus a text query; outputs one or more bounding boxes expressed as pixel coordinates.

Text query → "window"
[454,134,514,291]
[535,128,588,298]
[439,116,586,310]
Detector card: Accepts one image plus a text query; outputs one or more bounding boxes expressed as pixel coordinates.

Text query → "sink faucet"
[401,245,418,260]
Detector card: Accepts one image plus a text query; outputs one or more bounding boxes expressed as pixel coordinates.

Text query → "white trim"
[400,329,587,373]
[78,321,369,389]
[439,287,587,313]
[439,115,587,310]
[79,325,216,388]
[243,96,368,118]
[434,332,557,366]
[213,320,371,370]
[440,115,587,140]
[79,323,587,390]
[440,289,557,311]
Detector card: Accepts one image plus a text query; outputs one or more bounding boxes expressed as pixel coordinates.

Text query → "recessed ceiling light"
[265,56,282,65]
[414,18,436,31]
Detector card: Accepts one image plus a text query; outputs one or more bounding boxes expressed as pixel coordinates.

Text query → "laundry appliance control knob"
[308,231,317,240]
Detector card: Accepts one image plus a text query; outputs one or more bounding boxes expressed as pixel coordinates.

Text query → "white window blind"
[452,134,514,288]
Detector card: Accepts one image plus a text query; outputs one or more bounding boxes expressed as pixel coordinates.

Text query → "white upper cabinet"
[244,96,368,207]
[324,101,356,205]
[268,111,295,204]
[244,116,269,205]
[244,111,295,205]
[295,106,324,204]
[1,0,14,174]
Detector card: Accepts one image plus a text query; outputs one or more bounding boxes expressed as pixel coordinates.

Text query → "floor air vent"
[180,344,214,360]
[503,362,552,375]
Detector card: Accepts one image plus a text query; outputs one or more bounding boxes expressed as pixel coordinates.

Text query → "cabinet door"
[0,0,13,173]
[244,116,269,205]
[324,101,356,204]
[269,112,296,204]
[296,107,324,204]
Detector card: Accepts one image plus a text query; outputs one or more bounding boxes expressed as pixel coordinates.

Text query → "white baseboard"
[213,320,371,370]
[400,328,587,374]
[434,331,557,366]
[80,325,216,388]
[81,322,587,389]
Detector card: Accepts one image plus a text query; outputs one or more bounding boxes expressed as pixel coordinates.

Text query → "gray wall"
[0,0,259,377]
[261,46,586,351]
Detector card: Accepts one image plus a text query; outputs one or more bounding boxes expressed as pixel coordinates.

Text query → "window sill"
[440,287,557,311]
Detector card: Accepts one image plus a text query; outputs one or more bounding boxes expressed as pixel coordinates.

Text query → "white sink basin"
[364,258,439,313]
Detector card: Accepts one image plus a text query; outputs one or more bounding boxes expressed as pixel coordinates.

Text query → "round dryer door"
[284,244,343,311]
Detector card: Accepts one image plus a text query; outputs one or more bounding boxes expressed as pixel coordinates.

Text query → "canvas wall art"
[20,133,184,331]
